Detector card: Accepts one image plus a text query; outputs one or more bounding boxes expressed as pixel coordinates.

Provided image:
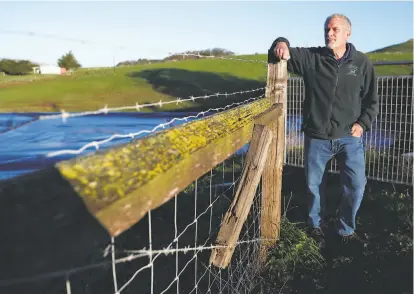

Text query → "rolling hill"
[369,38,413,53]
[366,39,413,75]
[0,40,412,113]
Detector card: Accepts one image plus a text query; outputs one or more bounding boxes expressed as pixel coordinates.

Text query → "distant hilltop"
[116,39,414,67]
[368,39,413,54]
[116,48,235,67]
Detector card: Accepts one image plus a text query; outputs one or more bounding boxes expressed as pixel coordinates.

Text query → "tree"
[57,51,81,69]
[0,58,37,75]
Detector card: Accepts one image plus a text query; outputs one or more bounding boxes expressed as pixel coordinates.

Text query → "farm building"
[32,65,66,75]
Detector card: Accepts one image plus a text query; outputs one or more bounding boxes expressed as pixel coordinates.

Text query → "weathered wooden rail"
[0,60,287,292]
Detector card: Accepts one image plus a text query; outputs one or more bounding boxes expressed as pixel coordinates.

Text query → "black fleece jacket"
[269,37,379,140]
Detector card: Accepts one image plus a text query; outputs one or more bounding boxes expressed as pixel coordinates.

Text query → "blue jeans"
[304,134,367,236]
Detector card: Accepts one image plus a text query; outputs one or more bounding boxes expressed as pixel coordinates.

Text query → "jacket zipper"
[327,63,340,134]
[332,64,340,109]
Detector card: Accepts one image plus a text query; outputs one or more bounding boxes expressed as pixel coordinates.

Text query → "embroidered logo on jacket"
[347,64,358,76]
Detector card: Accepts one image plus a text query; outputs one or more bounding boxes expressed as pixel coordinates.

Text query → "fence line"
[172,52,414,68]
[285,75,413,185]
[170,52,268,65]
[46,93,265,157]
[0,158,262,294]
[38,87,266,121]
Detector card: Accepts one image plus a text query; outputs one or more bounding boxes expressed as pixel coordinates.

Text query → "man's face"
[324,17,350,49]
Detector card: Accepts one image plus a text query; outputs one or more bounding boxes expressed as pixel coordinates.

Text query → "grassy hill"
[366,39,413,76]
[0,59,268,112]
[369,38,413,53]
[0,40,412,113]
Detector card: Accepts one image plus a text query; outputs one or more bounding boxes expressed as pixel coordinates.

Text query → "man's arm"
[268,37,313,76]
[356,60,379,132]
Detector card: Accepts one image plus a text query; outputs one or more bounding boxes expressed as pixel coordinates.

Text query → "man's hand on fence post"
[274,42,290,61]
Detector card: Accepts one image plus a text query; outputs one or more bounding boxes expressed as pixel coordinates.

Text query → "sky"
[0,1,413,68]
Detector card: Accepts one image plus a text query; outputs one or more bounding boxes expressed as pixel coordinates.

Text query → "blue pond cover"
[0,112,396,181]
[0,112,205,181]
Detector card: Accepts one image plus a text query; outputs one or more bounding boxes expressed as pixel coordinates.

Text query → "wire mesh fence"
[106,152,263,294]
[0,151,265,294]
[285,75,413,185]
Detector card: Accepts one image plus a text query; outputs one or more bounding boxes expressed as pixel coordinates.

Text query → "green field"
[0,73,56,84]
[0,40,412,113]
[0,59,268,112]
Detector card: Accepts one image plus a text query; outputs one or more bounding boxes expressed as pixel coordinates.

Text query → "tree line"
[0,51,81,75]
[0,59,38,75]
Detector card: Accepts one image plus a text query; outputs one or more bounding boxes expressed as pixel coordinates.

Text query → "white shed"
[33,65,65,75]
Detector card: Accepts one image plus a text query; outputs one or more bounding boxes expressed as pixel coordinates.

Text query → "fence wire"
[285,75,413,185]
[0,151,266,294]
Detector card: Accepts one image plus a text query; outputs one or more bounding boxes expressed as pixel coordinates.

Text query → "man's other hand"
[351,123,363,137]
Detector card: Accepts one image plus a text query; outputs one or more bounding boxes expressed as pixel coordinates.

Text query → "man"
[269,14,379,244]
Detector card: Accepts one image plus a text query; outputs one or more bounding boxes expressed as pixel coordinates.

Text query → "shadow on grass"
[256,166,413,294]
[127,68,265,112]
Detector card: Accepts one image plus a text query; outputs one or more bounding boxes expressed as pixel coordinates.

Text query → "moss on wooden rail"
[56,98,273,236]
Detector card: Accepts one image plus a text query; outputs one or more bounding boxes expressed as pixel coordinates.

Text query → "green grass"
[0,40,412,112]
[367,51,413,76]
[0,74,57,84]
[370,39,413,53]
[253,217,326,293]
[0,59,267,112]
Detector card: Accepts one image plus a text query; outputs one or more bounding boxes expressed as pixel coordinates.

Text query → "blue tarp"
[0,112,203,180]
[0,112,397,181]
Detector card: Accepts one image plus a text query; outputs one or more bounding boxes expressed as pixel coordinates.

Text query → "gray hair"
[325,13,352,31]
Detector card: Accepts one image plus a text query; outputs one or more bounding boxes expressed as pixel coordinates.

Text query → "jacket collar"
[323,42,356,61]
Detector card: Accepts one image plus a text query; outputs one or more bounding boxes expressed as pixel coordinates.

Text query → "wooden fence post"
[209,105,282,269]
[260,57,288,263]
